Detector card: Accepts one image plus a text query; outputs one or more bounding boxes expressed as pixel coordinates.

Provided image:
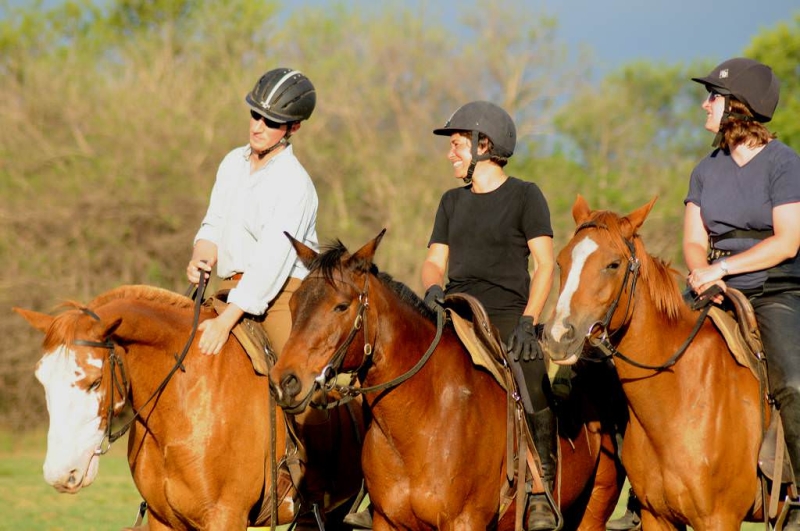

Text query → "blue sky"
[534,0,798,73]
[291,0,798,77]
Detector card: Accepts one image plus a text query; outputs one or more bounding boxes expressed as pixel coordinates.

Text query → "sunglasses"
[707,91,724,102]
[250,110,284,129]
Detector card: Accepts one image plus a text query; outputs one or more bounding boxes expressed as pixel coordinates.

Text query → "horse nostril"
[281,374,301,399]
[563,324,575,342]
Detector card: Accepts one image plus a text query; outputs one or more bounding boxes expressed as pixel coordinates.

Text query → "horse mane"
[42,285,193,351]
[311,240,435,322]
[586,211,685,323]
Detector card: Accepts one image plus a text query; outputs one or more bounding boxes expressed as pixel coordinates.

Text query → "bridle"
[72,274,207,455]
[281,272,446,414]
[578,222,710,372]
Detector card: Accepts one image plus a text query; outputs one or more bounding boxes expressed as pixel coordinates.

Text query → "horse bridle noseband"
[579,222,711,372]
[284,272,446,414]
[72,274,207,455]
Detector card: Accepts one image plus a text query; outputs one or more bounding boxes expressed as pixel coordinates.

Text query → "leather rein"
[283,272,446,414]
[579,222,710,372]
[72,274,207,455]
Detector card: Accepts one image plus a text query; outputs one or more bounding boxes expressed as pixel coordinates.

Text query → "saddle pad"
[207,293,273,376]
[447,308,508,390]
[708,306,759,381]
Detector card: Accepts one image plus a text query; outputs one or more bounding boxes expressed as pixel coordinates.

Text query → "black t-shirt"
[428,177,553,317]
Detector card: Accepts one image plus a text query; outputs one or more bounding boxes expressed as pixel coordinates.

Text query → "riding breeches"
[751,289,800,484]
[219,276,303,356]
[491,313,552,413]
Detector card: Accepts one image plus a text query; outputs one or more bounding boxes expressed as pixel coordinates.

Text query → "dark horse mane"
[583,210,685,323]
[310,240,436,323]
[42,285,192,351]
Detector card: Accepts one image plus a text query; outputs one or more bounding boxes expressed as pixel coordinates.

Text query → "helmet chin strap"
[712,95,754,148]
[255,126,294,159]
[464,130,492,185]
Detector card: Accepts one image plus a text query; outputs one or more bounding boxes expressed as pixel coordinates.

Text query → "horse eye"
[606,261,621,271]
[89,379,101,391]
[333,302,349,313]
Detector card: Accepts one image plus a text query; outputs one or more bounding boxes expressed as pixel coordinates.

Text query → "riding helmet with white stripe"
[246,68,316,123]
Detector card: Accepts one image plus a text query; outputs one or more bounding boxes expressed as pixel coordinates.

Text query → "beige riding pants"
[219,276,303,356]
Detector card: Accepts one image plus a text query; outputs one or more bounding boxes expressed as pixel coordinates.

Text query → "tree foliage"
[0,0,797,428]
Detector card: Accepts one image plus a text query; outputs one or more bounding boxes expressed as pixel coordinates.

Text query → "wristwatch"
[719,259,730,276]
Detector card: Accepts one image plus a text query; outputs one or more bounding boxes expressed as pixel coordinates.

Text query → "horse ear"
[624,196,658,235]
[93,317,123,341]
[347,229,387,272]
[572,194,592,225]
[284,231,318,269]
[13,307,54,334]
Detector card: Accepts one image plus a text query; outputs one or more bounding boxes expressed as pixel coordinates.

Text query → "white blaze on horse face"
[550,236,598,342]
[34,345,104,491]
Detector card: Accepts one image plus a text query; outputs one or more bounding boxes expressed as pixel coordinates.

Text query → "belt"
[710,228,773,245]
[707,248,733,262]
[225,273,244,281]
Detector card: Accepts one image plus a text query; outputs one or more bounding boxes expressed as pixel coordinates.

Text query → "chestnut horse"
[542,195,769,531]
[269,231,625,530]
[15,284,364,530]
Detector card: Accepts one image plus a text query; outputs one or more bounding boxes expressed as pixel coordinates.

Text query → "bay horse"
[542,195,769,531]
[14,284,364,530]
[269,230,625,530]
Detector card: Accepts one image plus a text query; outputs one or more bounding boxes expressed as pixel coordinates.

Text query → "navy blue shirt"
[685,140,800,290]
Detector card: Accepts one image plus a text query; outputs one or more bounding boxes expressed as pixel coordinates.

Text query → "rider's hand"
[187,259,212,285]
[507,316,543,362]
[424,285,445,311]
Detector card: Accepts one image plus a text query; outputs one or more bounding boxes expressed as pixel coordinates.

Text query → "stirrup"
[606,509,641,531]
[343,508,373,529]
[777,498,800,531]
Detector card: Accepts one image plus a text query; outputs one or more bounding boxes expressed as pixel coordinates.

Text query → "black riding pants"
[751,290,800,484]
[492,313,551,413]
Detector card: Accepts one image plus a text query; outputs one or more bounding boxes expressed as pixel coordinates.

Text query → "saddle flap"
[707,305,760,381]
[725,288,764,355]
[443,293,508,389]
[205,290,274,376]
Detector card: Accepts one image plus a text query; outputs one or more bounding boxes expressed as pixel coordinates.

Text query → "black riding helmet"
[433,101,516,184]
[692,57,779,123]
[245,68,315,158]
[245,68,316,124]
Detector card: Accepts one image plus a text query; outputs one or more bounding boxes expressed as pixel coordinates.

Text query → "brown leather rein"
[72,274,207,455]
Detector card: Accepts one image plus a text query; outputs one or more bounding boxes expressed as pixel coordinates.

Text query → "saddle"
[204,289,275,375]
[706,288,763,379]
[442,293,546,524]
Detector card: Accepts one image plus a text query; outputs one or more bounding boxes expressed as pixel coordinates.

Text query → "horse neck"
[99,298,195,399]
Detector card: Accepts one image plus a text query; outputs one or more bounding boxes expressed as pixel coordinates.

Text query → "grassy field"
[1,428,765,530]
[0,429,142,531]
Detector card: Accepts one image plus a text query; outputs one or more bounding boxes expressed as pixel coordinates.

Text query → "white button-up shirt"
[194,144,318,314]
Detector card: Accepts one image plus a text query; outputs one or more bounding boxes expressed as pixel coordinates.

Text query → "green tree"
[745,13,800,149]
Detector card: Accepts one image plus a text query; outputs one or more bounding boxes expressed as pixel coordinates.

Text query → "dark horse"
[15,285,364,530]
[543,195,772,531]
[269,231,624,530]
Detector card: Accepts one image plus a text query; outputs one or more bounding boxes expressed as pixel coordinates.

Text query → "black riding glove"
[424,285,445,311]
[507,315,543,361]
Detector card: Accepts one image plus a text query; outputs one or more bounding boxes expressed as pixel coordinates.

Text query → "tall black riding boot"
[526,407,558,531]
